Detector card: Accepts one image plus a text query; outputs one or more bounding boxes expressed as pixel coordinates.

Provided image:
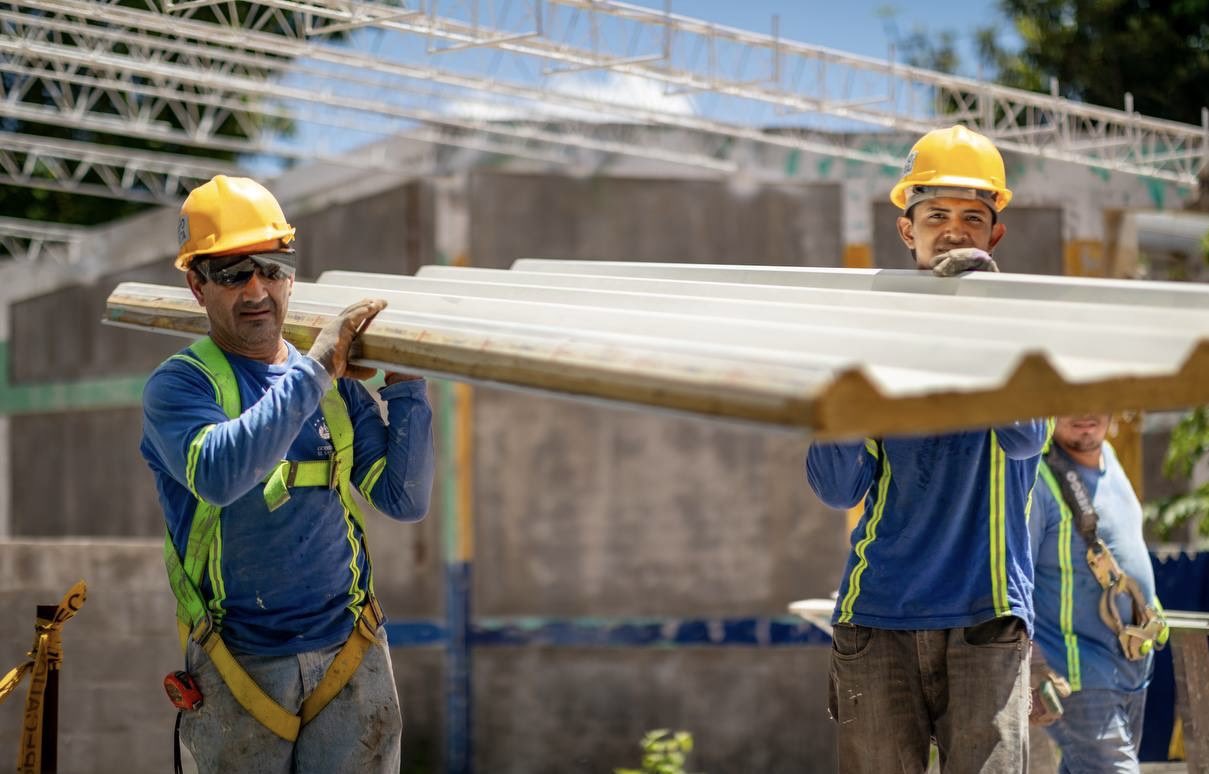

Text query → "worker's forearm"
[190,359,330,505]
[362,380,436,521]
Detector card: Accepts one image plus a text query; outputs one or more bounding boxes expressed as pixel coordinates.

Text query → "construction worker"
[140,175,435,772]
[1028,414,1167,772]
[806,126,1049,773]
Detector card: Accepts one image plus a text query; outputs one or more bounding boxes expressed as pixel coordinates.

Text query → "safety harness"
[163,336,384,741]
[1044,445,1168,661]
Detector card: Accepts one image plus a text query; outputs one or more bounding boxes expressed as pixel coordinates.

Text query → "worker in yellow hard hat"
[806,127,1048,773]
[890,124,1011,276]
[141,175,435,772]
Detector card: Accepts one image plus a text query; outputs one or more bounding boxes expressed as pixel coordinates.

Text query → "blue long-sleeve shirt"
[141,341,435,655]
[1029,443,1157,693]
[806,421,1049,633]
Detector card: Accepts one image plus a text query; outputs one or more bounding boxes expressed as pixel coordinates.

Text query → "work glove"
[1028,651,1072,726]
[309,298,386,381]
[930,247,999,277]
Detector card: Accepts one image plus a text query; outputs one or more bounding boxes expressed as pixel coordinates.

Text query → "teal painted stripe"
[0,341,147,415]
[0,340,386,416]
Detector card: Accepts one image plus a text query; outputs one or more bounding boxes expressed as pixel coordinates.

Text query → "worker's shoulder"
[143,347,217,397]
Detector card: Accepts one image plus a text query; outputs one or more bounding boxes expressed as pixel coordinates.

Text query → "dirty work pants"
[1044,688,1147,774]
[179,628,402,774]
[828,617,1030,774]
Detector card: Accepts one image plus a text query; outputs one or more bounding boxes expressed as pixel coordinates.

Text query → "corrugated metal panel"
[103,262,1209,439]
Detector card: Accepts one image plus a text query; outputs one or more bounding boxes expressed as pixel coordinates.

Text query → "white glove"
[931,247,999,277]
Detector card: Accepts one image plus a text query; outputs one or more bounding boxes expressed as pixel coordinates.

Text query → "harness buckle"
[1086,539,1122,589]
[190,614,216,647]
[328,452,339,490]
[284,460,299,488]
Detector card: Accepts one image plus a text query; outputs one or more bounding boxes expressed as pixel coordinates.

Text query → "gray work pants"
[828,617,1030,774]
[179,628,402,774]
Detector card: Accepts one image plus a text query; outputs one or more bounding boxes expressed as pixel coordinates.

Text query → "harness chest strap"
[1044,447,1168,660]
[164,337,381,740]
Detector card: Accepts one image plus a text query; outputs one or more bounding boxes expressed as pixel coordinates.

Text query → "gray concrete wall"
[463,173,846,771]
[871,201,1065,274]
[468,172,844,268]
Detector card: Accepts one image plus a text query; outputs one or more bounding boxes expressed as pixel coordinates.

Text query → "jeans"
[828,617,1030,773]
[1045,688,1146,774]
[180,627,402,774]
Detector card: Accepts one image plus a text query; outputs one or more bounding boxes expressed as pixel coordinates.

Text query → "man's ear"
[896,215,915,250]
[989,221,1007,252]
[185,269,207,306]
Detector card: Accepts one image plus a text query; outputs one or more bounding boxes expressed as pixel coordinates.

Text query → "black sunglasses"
[196,253,297,288]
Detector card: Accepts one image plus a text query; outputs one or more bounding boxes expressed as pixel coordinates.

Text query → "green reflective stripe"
[321,387,377,605]
[1040,464,1081,691]
[207,523,228,619]
[863,438,878,458]
[839,442,891,624]
[358,457,388,508]
[185,424,217,499]
[989,431,1009,616]
[341,509,366,617]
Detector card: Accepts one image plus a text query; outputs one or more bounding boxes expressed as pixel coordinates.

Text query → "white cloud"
[442,72,697,123]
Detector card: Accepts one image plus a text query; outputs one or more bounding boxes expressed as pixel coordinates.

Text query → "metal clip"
[328,452,339,490]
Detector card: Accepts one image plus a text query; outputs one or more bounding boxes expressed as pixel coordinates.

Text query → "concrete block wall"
[0,541,445,773]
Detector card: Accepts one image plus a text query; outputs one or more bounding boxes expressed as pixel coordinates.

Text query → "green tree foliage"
[0,1,300,226]
[979,0,1209,124]
[886,1,1209,125]
[615,730,699,774]
[1145,407,1209,539]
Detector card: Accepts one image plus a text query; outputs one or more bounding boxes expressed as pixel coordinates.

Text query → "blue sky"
[625,0,1018,77]
[264,1,1022,171]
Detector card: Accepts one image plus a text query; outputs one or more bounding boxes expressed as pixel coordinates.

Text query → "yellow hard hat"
[889,125,1013,212]
[176,175,295,270]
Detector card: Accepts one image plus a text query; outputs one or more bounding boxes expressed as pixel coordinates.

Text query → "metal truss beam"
[148,0,1209,183]
[0,216,87,263]
[0,131,235,204]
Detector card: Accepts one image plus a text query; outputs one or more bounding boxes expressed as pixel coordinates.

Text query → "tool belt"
[173,595,384,741]
[1046,447,1168,661]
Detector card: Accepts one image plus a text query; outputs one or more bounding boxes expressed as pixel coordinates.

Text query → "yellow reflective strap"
[321,387,378,603]
[200,635,300,742]
[299,603,382,726]
[262,460,334,512]
[988,431,1009,616]
[839,442,891,624]
[358,456,388,509]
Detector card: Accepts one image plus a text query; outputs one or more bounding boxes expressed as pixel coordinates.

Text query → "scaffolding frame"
[2,0,1207,260]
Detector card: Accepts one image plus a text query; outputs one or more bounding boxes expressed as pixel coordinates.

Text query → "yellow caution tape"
[0,580,87,774]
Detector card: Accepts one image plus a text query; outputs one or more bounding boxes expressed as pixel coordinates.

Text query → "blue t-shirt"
[806,421,1049,632]
[1029,443,1158,693]
[141,341,435,655]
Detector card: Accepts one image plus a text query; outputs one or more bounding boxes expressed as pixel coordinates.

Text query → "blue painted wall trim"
[386,616,830,648]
